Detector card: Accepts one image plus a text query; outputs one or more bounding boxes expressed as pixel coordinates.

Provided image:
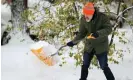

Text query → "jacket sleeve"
[72,17,87,44]
[97,14,112,37]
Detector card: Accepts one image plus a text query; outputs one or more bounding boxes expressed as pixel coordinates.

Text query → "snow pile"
[8,32,34,45]
[30,40,60,65]
[30,41,57,56]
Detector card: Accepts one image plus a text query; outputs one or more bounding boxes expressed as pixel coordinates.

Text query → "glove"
[91,32,99,38]
[87,32,99,39]
[67,41,75,47]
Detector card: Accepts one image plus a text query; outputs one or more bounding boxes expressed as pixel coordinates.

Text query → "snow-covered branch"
[117,6,133,19]
[109,6,133,46]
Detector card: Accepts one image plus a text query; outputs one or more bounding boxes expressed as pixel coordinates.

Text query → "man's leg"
[80,50,94,80]
[96,52,115,80]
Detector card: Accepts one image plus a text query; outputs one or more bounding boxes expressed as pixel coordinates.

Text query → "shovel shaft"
[50,45,67,56]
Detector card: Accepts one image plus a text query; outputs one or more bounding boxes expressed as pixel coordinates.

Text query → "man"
[67,2,115,80]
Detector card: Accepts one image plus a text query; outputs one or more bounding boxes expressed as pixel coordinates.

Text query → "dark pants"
[80,49,115,80]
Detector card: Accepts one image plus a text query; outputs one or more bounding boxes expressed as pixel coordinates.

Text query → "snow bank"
[30,41,59,66]
[30,40,57,56]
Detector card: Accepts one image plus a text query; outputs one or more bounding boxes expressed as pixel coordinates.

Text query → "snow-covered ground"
[1,1,133,80]
[2,31,133,77]
[1,27,133,80]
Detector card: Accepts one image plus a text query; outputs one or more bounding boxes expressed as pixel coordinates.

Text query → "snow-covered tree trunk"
[11,0,27,33]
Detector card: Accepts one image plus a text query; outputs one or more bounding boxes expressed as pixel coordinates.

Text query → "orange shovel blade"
[31,47,43,54]
[31,47,54,66]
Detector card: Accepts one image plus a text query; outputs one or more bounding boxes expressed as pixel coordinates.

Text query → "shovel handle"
[50,45,67,56]
[58,45,67,50]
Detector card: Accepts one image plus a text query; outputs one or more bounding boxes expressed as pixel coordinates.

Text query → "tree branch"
[109,6,133,46]
[116,6,133,20]
[73,1,79,19]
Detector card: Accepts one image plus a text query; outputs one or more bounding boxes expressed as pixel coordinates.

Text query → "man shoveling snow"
[66,2,115,80]
[31,2,115,80]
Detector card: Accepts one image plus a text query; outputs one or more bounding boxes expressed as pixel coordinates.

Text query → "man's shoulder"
[97,11,110,21]
[98,11,108,17]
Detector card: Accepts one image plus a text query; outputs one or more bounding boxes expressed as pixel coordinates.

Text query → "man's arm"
[97,14,112,37]
[72,17,87,44]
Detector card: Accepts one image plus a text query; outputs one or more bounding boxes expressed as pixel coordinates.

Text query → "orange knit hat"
[83,2,95,16]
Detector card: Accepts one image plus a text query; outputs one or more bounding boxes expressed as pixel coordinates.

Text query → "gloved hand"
[67,41,75,47]
[87,32,99,39]
[91,32,99,38]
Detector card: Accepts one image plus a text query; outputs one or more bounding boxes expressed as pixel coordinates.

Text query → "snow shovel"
[31,45,67,66]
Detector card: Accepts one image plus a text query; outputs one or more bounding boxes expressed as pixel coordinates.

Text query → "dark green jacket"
[72,11,112,54]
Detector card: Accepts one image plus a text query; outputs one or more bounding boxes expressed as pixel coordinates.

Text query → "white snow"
[1,4,11,23]
[30,41,49,49]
